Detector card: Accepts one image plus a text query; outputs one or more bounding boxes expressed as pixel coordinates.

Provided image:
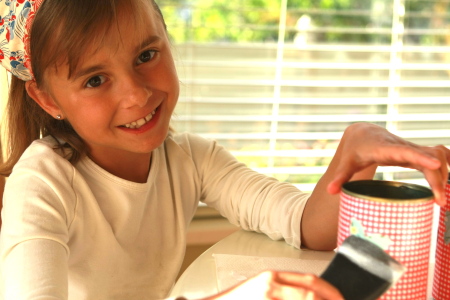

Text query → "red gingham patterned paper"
[432,183,450,300]
[338,189,434,300]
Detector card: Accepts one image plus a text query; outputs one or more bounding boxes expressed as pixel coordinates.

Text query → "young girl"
[0,0,448,299]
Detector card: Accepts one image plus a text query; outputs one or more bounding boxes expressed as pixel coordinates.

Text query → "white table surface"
[170,206,442,299]
[169,230,335,299]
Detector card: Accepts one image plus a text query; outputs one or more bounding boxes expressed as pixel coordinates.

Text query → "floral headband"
[0,0,44,81]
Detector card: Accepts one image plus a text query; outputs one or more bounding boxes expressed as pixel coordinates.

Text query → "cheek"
[66,106,114,134]
[168,71,180,107]
[160,56,179,89]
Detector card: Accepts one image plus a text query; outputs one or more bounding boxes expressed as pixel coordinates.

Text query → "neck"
[88,151,152,183]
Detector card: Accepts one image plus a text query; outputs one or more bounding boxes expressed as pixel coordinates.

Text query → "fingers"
[420,145,449,206]
[327,172,351,195]
[423,168,446,206]
[273,272,343,300]
[328,142,450,206]
[214,271,344,300]
[379,145,448,206]
[269,284,320,300]
[435,145,450,185]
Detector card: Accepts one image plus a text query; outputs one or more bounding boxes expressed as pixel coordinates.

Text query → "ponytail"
[0,77,41,176]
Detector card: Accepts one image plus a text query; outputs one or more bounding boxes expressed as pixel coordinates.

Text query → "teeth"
[123,110,155,129]
[136,119,146,127]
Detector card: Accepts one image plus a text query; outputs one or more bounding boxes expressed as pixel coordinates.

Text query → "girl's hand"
[327,123,450,206]
[202,271,343,300]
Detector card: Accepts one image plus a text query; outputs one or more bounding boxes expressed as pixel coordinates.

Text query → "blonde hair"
[0,0,166,176]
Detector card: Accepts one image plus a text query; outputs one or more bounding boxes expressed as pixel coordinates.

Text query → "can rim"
[342,180,434,203]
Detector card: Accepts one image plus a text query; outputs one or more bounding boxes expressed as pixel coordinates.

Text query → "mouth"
[120,108,158,129]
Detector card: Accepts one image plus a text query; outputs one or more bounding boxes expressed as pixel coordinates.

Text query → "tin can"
[432,179,450,300]
[338,180,434,300]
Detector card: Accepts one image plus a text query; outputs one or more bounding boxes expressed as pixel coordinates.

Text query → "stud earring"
[56,115,62,120]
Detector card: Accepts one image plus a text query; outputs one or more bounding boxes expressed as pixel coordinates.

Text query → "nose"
[120,71,152,108]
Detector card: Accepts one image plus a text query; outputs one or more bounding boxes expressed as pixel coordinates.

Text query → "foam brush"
[320,235,405,300]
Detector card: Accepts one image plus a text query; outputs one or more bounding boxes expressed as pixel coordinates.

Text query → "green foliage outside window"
[160,0,447,45]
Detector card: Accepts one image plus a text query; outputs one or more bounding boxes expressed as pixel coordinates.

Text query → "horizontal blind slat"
[178,97,450,105]
[175,114,450,122]
[180,79,450,87]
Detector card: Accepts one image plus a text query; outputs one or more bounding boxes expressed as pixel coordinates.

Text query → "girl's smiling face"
[28,2,179,180]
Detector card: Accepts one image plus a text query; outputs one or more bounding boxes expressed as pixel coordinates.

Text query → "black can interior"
[343,180,432,200]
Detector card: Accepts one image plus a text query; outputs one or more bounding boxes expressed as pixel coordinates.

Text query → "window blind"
[164,0,450,193]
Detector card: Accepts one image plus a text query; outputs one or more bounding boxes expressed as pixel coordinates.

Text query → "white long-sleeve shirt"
[0,132,310,299]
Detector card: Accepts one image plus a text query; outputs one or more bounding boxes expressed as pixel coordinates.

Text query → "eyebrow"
[71,35,162,81]
[136,35,161,54]
[71,65,108,81]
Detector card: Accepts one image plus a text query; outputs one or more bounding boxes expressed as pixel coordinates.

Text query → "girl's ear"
[25,81,62,118]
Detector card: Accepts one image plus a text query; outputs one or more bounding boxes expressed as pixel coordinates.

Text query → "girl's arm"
[0,149,73,299]
[2,239,68,299]
[1,186,70,300]
[301,122,450,250]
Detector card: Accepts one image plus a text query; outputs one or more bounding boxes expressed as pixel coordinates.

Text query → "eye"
[86,75,106,88]
[137,50,157,65]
